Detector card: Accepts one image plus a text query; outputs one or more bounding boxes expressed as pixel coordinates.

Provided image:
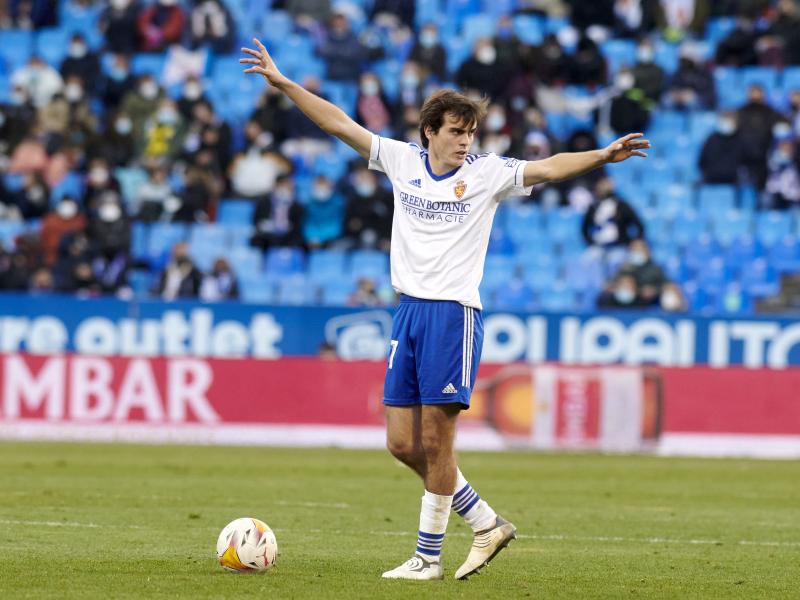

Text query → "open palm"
[240,38,286,87]
[603,133,651,163]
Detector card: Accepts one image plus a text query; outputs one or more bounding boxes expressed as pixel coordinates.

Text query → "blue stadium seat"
[716,284,753,315]
[189,223,228,250]
[350,250,389,279]
[131,53,166,77]
[601,39,637,75]
[189,243,220,271]
[261,10,294,44]
[768,236,800,273]
[563,256,604,293]
[654,183,693,216]
[240,276,276,304]
[505,204,542,246]
[512,14,543,45]
[783,67,800,93]
[35,28,71,67]
[740,66,779,94]
[147,223,188,264]
[265,247,306,274]
[713,67,746,110]
[653,41,679,74]
[492,279,535,311]
[275,275,314,305]
[723,234,760,270]
[312,152,347,181]
[128,270,155,299]
[695,256,729,292]
[711,209,752,246]
[520,260,559,291]
[50,171,84,203]
[739,258,777,294]
[705,17,737,45]
[697,184,737,214]
[218,199,255,225]
[462,14,496,44]
[483,255,517,289]
[755,211,792,247]
[308,249,347,284]
[320,80,358,117]
[689,111,718,142]
[487,226,515,256]
[0,220,25,250]
[544,208,582,245]
[321,279,354,306]
[131,222,150,260]
[539,284,577,312]
[443,35,472,75]
[684,234,720,273]
[0,30,33,72]
[228,246,263,279]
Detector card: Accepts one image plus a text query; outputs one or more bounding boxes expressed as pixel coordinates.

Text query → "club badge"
[454,180,466,200]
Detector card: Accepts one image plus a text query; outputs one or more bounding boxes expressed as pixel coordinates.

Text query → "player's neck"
[427,152,458,177]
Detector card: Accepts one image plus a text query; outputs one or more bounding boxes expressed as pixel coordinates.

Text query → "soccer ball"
[216,517,278,573]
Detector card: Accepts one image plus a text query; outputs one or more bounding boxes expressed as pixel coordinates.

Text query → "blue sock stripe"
[453,483,472,502]
[417,530,445,540]
[416,545,441,556]
[416,540,442,550]
[459,494,481,515]
[452,489,479,512]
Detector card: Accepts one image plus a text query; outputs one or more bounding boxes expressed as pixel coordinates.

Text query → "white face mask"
[614,288,635,304]
[616,72,635,90]
[111,0,130,8]
[419,31,437,48]
[360,80,379,96]
[312,185,332,201]
[68,42,88,59]
[140,81,158,99]
[629,250,647,266]
[486,112,506,132]
[717,119,736,135]
[57,200,78,219]
[637,47,654,63]
[98,202,122,222]
[184,82,202,100]
[64,83,84,102]
[476,46,496,65]
[90,168,110,186]
[115,117,133,135]
[660,291,682,311]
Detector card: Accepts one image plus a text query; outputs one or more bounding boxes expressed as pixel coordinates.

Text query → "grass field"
[0,442,798,599]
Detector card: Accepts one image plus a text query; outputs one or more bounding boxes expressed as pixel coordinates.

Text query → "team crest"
[454,180,466,199]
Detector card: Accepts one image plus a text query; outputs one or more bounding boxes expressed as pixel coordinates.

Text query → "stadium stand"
[1,0,800,316]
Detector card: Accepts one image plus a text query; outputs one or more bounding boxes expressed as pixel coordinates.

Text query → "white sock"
[452,468,497,532]
[415,490,452,562]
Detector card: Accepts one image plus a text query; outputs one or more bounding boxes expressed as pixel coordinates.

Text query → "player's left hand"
[602,133,651,163]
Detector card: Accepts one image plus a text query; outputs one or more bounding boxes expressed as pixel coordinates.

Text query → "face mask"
[773,122,793,140]
[717,119,736,135]
[57,200,78,219]
[140,82,158,99]
[184,82,202,100]
[28,186,45,202]
[68,43,87,59]
[616,72,635,90]
[419,31,437,48]
[510,96,527,111]
[115,117,132,135]
[774,150,793,166]
[629,250,647,266]
[64,83,84,102]
[274,187,293,202]
[111,0,130,8]
[400,73,419,88]
[637,47,654,63]
[98,203,122,222]
[360,80,379,96]
[312,185,332,201]
[476,46,496,65]
[90,168,109,186]
[10,90,26,105]
[110,66,128,81]
[158,109,179,125]
[486,112,505,131]
[614,288,635,304]
[660,291,682,311]
[355,182,376,197]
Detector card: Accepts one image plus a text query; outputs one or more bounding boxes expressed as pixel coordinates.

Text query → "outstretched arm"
[522,133,650,187]
[240,38,372,159]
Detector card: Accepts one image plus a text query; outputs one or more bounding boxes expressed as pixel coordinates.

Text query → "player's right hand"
[240,38,286,87]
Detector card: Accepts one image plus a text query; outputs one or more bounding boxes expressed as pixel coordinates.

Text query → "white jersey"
[368,134,532,309]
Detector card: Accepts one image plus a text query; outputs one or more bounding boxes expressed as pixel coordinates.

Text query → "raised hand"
[602,133,651,163]
[240,38,287,87]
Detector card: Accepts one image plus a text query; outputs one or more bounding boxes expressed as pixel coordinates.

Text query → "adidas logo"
[408,178,422,188]
[442,383,458,394]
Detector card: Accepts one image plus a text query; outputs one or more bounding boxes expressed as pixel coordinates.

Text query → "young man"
[241,38,650,581]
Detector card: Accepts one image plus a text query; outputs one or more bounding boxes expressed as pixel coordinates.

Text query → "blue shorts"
[383,295,484,409]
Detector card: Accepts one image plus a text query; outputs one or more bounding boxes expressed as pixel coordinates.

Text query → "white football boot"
[381,554,444,580]
[454,516,517,580]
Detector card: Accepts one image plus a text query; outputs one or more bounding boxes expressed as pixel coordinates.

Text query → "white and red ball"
[216,517,278,573]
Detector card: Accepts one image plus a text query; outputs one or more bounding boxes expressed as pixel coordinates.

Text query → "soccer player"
[241,38,650,581]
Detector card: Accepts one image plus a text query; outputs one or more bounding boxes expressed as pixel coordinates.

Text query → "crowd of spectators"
[0,0,799,310]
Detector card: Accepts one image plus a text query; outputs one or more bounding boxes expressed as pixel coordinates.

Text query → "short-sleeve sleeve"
[368,134,413,180]
[485,154,532,201]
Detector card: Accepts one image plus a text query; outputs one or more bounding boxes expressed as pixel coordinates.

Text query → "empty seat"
[218,199,255,225]
[350,250,389,279]
[755,211,792,247]
[265,247,306,274]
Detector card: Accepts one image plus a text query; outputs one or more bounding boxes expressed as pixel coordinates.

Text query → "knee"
[420,433,450,460]
[387,437,422,466]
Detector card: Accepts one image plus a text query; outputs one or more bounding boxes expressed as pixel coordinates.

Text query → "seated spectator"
[318,10,367,82]
[659,281,688,312]
[136,164,175,221]
[251,86,292,147]
[281,77,334,163]
[456,38,509,100]
[229,121,292,200]
[737,85,784,189]
[596,273,650,309]
[37,89,70,138]
[631,38,664,103]
[176,75,208,121]
[100,0,140,56]
[758,0,800,66]
[121,75,165,145]
[8,128,70,187]
[9,172,50,219]
[141,98,187,162]
[342,165,393,251]
[765,137,800,209]
[698,112,744,185]
[251,175,305,251]
[616,239,667,305]
[532,34,569,87]
[666,43,715,110]
[181,100,232,174]
[609,69,651,134]
[569,34,607,88]
[138,0,185,53]
[478,103,513,157]
[789,90,800,138]
[1,85,37,152]
[347,277,382,307]
[60,33,101,93]
[613,0,659,38]
[408,23,447,82]
[156,242,202,300]
[657,0,709,42]
[87,197,132,294]
[393,61,425,134]
[356,72,393,136]
[11,56,63,109]
[189,0,236,53]
[101,54,136,110]
[581,177,644,248]
[177,164,220,222]
[0,247,32,290]
[715,17,758,67]
[303,175,344,248]
[40,197,86,266]
[283,0,331,23]
[200,257,239,301]
[86,111,136,167]
[84,157,122,212]
[29,267,56,294]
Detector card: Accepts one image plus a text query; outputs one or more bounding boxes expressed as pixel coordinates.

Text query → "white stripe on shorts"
[462,307,473,387]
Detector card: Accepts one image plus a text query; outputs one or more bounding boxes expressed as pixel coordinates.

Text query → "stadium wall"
[0,295,799,458]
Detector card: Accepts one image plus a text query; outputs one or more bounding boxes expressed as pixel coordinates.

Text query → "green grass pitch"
[0,442,798,599]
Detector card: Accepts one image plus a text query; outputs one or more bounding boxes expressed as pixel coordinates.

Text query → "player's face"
[426,113,477,170]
